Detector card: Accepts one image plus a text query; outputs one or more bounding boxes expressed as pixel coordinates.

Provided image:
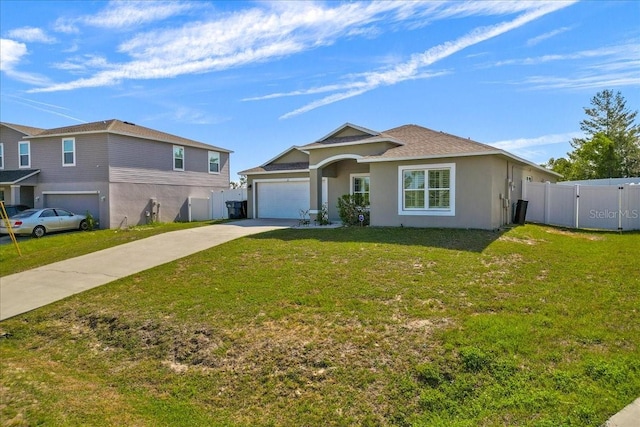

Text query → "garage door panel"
[258,181,308,219]
[44,194,99,224]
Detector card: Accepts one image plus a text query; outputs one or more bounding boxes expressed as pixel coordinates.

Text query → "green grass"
[1,224,639,426]
[0,220,226,276]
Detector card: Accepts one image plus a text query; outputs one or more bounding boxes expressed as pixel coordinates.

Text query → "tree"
[547,90,640,180]
[230,176,247,189]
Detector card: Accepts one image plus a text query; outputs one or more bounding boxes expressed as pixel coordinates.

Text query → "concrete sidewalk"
[603,397,640,427]
[0,219,295,321]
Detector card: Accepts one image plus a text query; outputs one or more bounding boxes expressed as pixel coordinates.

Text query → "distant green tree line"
[545,90,640,180]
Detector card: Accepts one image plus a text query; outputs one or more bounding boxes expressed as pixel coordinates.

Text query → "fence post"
[544,182,551,224]
[575,185,580,229]
[618,186,624,231]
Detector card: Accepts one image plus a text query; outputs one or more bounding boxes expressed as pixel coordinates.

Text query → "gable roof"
[27,119,232,152]
[241,122,560,177]
[360,124,498,161]
[1,122,45,136]
[302,122,403,150]
[239,146,310,175]
[0,169,40,185]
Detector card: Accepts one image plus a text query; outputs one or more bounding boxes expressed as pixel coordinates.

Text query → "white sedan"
[0,208,88,238]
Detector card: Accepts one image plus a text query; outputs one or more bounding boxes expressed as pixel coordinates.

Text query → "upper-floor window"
[62,138,76,166]
[173,145,184,171]
[0,143,4,169]
[208,151,220,174]
[19,141,30,168]
[351,174,370,206]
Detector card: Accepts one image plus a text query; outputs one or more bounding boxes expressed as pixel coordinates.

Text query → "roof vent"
[123,121,136,126]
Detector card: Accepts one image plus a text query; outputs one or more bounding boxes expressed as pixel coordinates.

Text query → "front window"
[208,151,220,173]
[19,141,30,168]
[351,174,370,206]
[62,138,75,166]
[399,163,455,216]
[173,145,184,171]
[0,143,4,169]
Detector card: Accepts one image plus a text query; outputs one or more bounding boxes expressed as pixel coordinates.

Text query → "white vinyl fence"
[523,182,640,231]
[188,189,247,221]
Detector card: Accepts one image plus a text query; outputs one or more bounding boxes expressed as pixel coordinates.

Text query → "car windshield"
[12,209,39,219]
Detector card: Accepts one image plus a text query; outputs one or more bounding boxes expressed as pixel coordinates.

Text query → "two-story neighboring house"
[0,119,231,229]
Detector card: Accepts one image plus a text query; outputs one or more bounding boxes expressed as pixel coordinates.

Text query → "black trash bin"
[514,199,528,225]
[225,201,244,219]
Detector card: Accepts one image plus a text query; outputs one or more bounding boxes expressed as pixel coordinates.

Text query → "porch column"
[10,185,21,204]
[309,167,323,221]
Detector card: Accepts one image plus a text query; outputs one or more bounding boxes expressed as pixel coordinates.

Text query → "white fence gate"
[523,182,640,231]
[187,189,248,221]
[210,189,247,219]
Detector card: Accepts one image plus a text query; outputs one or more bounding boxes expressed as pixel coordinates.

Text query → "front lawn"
[1,225,638,426]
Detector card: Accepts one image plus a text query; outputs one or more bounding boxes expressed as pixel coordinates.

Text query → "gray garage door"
[44,193,100,226]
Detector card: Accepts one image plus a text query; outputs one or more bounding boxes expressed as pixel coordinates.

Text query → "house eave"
[241,169,309,176]
[359,150,561,177]
[304,137,404,150]
[358,151,500,163]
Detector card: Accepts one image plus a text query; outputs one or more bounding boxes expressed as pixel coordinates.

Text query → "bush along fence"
[523,181,640,231]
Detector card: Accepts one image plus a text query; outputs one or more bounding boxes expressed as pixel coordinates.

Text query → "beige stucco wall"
[246,150,558,228]
[308,141,396,167]
[368,155,507,229]
[325,160,369,220]
[274,149,308,164]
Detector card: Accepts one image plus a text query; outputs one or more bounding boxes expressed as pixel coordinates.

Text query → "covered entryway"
[255,179,327,219]
[43,191,100,225]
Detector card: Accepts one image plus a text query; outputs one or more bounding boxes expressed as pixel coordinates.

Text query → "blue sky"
[1,0,638,181]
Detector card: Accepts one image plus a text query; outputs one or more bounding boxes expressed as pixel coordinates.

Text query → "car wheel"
[79,220,89,231]
[33,225,46,238]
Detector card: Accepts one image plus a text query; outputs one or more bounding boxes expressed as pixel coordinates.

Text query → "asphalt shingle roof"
[1,122,45,136]
[29,119,231,152]
[0,169,40,185]
[367,124,498,160]
[240,162,310,174]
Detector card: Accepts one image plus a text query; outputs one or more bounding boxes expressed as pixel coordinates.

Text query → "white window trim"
[208,151,220,174]
[62,137,76,167]
[19,141,31,169]
[0,143,4,169]
[173,145,185,171]
[398,163,456,216]
[350,173,370,206]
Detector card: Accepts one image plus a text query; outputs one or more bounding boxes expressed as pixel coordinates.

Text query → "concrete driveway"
[0,219,296,321]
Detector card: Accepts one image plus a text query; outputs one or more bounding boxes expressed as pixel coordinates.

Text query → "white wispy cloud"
[81,0,196,29]
[52,0,196,34]
[7,27,56,44]
[0,38,52,86]
[279,1,576,119]
[28,2,429,93]
[494,43,637,66]
[3,95,86,122]
[499,41,640,90]
[144,105,230,126]
[0,39,27,71]
[491,131,582,151]
[27,1,577,95]
[526,26,572,46]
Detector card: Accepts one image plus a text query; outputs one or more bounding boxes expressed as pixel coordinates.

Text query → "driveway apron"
[0,219,295,321]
